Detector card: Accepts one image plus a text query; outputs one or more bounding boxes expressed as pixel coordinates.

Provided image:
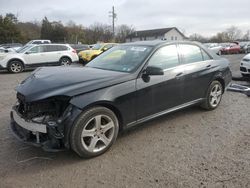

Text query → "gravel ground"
[0,54,250,188]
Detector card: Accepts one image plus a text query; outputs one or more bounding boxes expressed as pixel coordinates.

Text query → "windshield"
[87,45,153,73]
[16,45,33,53]
[92,44,103,50]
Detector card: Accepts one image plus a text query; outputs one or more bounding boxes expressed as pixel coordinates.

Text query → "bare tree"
[115,24,135,43]
[225,26,242,41]
[189,33,208,43]
[242,30,250,41]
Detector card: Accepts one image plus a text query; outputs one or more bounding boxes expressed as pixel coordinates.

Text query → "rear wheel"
[8,60,24,73]
[200,81,223,110]
[70,106,119,158]
[60,57,71,66]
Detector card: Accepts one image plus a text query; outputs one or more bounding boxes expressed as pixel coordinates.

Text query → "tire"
[200,81,223,110]
[70,106,119,158]
[60,57,72,66]
[8,60,24,73]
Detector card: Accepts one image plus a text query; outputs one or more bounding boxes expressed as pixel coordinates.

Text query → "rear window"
[42,45,68,52]
[179,44,204,64]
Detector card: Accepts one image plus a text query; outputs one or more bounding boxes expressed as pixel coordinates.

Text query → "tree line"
[189,26,250,43]
[0,13,249,45]
[0,13,134,44]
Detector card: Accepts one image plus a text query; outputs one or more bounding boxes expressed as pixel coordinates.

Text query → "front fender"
[70,80,137,127]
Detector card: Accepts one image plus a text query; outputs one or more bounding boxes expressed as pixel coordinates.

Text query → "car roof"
[122,40,203,47]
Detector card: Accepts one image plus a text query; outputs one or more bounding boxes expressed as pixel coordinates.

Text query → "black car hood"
[16,66,131,102]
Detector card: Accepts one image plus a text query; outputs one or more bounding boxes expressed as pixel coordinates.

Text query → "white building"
[126,27,186,43]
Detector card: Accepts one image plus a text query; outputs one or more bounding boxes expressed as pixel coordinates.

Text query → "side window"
[45,45,58,52]
[179,44,203,64]
[201,49,212,61]
[57,45,68,51]
[32,41,41,44]
[148,45,179,70]
[27,46,41,53]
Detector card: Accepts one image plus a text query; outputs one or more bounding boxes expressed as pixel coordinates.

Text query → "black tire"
[70,106,119,158]
[8,60,24,73]
[200,81,223,110]
[60,57,72,66]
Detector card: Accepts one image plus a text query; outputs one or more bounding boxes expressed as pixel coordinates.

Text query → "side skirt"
[126,98,204,128]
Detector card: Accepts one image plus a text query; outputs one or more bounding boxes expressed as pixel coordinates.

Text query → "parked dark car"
[10,41,232,158]
[70,44,90,54]
[240,42,250,54]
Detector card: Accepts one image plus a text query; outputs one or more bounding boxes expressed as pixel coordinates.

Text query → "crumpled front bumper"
[10,105,82,152]
[10,108,65,151]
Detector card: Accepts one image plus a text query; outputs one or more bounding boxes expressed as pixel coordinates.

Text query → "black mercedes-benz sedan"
[10,41,232,158]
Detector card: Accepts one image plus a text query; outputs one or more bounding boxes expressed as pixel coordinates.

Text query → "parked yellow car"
[78,43,117,63]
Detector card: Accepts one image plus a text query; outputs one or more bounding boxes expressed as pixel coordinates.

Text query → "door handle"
[175,72,183,78]
[206,65,212,69]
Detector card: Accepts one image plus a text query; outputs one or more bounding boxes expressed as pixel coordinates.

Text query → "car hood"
[16,66,131,102]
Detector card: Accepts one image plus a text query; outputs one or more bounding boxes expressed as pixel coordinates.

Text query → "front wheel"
[70,106,119,158]
[200,81,223,110]
[8,60,24,73]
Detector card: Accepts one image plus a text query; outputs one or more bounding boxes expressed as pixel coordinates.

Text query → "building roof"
[127,27,186,38]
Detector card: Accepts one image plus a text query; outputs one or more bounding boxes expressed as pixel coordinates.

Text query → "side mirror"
[144,66,164,76]
[25,51,30,54]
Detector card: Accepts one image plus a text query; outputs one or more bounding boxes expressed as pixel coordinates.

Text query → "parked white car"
[26,40,51,45]
[0,44,79,73]
[204,43,223,55]
[240,54,250,77]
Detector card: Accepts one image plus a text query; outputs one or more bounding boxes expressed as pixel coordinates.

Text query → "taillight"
[72,49,77,54]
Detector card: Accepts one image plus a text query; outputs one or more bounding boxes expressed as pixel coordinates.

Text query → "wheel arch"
[214,77,225,93]
[80,101,124,131]
[59,56,72,62]
[7,58,25,68]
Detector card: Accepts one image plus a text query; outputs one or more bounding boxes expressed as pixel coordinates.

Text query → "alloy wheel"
[61,58,70,66]
[209,84,222,108]
[81,115,115,153]
[11,63,22,73]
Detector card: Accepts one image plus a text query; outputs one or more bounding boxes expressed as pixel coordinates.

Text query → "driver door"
[135,44,185,120]
[23,46,44,65]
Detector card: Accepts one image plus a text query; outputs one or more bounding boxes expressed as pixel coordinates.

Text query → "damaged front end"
[10,93,81,151]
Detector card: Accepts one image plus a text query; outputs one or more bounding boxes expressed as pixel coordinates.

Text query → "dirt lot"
[0,54,250,188]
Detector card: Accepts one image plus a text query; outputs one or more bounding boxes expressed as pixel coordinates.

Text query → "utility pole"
[109,6,117,37]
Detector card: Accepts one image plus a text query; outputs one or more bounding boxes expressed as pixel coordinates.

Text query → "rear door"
[178,44,214,103]
[136,44,185,119]
[42,45,63,64]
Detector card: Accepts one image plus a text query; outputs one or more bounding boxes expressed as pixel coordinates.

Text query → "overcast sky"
[1,0,249,37]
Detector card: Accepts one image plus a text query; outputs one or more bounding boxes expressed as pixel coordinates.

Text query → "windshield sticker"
[130,47,147,52]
